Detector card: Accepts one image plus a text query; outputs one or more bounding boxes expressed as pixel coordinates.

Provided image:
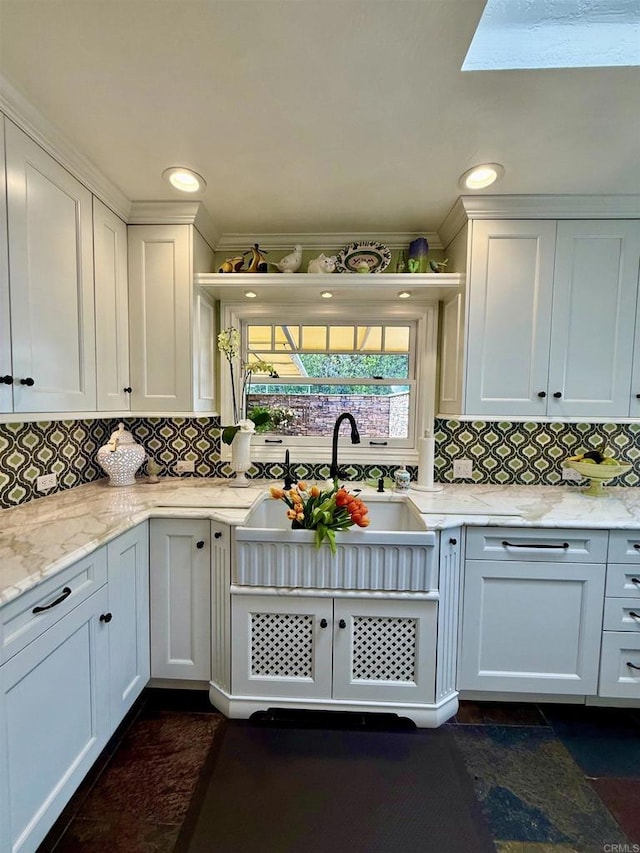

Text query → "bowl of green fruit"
[563,450,631,496]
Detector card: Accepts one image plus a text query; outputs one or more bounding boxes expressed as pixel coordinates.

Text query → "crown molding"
[128,201,220,250]
[438,199,470,249]
[215,231,444,253]
[0,74,131,222]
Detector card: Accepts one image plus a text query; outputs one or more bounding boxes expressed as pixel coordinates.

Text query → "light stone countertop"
[2,477,640,606]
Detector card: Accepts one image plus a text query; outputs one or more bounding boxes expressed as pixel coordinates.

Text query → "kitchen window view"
[243,320,416,447]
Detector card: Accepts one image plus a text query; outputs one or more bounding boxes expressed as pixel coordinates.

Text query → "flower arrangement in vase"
[269,479,370,554]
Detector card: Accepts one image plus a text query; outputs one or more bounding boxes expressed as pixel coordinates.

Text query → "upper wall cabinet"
[4,119,96,413]
[454,219,640,419]
[93,198,131,412]
[127,224,216,413]
[0,117,11,413]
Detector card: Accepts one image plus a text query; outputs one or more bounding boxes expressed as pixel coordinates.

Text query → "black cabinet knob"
[20,377,34,387]
[338,619,347,629]
[537,391,546,398]
[636,394,640,399]
[123,386,132,394]
[196,540,205,549]
[449,537,457,545]
[553,391,562,399]
[100,612,113,623]
[320,618,328,628]
[0,374,13,385]
[214,531,222,539]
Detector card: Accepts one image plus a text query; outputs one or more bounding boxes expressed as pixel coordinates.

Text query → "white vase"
[230,429,253,487]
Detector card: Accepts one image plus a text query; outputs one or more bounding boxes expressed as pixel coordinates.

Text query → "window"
[220,302,438,464]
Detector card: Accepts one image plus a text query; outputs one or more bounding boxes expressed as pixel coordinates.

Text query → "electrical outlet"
[562,466,583,481]
[453,459,473,479]
[175,460,195,473]
[37,473,57,491]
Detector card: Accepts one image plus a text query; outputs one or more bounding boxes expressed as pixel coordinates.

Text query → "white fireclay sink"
[242,494,428,532]
[234,495,437,592]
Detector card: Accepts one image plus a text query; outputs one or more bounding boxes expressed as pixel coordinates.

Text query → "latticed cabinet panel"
[231,595,333,698]
[332,599,437,704]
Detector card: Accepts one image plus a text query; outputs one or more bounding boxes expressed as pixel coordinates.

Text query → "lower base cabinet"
[0,523,150,853]
[231,593,437,705]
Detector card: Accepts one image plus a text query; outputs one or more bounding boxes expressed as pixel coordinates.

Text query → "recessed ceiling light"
[398,291,412,299]
[163,167,207,193]
[458,163,504,190]
[321,291,333,299]
[244,291,257,299]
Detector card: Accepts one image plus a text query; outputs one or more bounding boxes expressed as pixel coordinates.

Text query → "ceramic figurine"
[307,253,336,274]
[270,244,302,274]
[218,255,246,273]
[246,243,268,273]
[429,258,449,273]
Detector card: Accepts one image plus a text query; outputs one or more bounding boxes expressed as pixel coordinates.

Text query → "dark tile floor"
[38,691,640,853]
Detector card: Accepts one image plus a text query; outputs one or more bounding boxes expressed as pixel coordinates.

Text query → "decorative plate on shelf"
[335,241,391,274]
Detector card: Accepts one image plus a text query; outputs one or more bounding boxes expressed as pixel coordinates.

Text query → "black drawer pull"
[100,612,113,623]
[634,544,640,551]
[369,441,388,446]
[449,537,457,545]
[196,540,205,549]
[32,586,72,613]
[629,611,640,620]
[626,661,640,671]
[320,618,328,629]
[631,578,640,586]
[537,391,546,398]
[553,391,562,399]
[338,618,347,629]
[0,374,13,384]
[502,540,569,550]
[214,531,222,539]
[264,438,283,444]
[20,377,35,387]
[123,386,132,393]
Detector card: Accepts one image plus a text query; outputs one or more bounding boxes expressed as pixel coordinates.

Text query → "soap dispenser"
[394,465,410,492]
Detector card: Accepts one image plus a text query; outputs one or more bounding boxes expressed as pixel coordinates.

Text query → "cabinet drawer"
[465,527,608,563]
[0,548,108,663]
[605,564,640,599]
[599,632,640,699]
[603,598,640,632]
[608,530,640,563]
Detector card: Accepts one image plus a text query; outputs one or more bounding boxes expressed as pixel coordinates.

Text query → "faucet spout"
[329,412,361,480]
[283,449,294,490]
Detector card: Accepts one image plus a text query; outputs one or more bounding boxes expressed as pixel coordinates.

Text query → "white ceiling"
[0,0,638,239]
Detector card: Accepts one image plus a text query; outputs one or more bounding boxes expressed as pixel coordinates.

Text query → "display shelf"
[195,272,464,303]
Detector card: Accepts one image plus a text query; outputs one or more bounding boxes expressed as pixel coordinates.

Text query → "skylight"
[463,0,640,70]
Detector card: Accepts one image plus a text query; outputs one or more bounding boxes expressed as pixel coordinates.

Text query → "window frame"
[219,300,439,465]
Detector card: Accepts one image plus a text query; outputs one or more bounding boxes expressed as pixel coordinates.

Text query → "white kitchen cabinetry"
[0,554,110,853]
[458,219,640,418]
[93,198,131,412]
[231,593,437,705]
[127,224,215,412]
[149,518,212,681]
[458,528,607,696]
[631,295,640,419]
[106,522,150,722]
[4,119,96,413]
[0,116,12,413]
[598,531,640,699]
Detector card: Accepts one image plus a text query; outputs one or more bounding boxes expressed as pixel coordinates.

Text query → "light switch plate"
[562,467,583,481]
[453,459,473,479]
[175,460,195,473]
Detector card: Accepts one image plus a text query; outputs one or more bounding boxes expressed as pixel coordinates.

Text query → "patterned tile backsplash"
[0,416,638,509]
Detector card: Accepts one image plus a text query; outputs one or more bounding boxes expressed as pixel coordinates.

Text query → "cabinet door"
[149,518,210,680]
[192,287,217,412]
[458,560,605,695]
[231,594,333,699]
[211,520,232,693]
[630,264,640,418]
[107,523,150,725]
[548,220,640,418]
[128,224,193,411]
[599,632,640,699]
[465,220,557,416]
[0,588,110,853]
[94,198,131,412]
[0,116,12,413]
[332,598,437,703]
[5,120,96,413]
